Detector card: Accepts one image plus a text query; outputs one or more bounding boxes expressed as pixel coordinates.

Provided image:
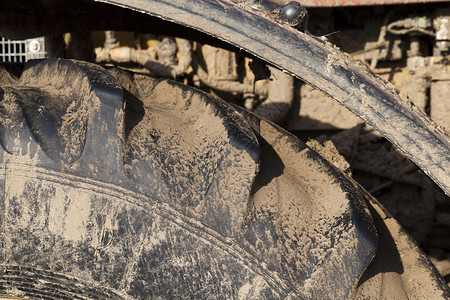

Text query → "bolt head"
[28,39,41,53]
[280,1,307,27]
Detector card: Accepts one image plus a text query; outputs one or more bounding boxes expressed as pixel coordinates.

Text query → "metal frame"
[0,37,45,63]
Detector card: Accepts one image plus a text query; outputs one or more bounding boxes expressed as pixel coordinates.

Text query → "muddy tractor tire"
[0,59,447,299]
[0,0,449,298]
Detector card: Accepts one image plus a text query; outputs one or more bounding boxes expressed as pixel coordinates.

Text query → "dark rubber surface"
[0,59,382,299]
[1,59,448,299]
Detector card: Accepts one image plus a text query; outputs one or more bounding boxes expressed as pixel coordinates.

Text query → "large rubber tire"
[2,0,449,195]
[0,59,448,299]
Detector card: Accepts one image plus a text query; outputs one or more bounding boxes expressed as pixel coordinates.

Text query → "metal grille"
[0,37,45,62]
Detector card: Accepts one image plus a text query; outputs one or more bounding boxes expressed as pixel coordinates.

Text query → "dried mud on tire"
[0,59,448,299]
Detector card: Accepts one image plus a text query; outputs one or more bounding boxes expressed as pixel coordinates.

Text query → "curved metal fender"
[98,0,450,196]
